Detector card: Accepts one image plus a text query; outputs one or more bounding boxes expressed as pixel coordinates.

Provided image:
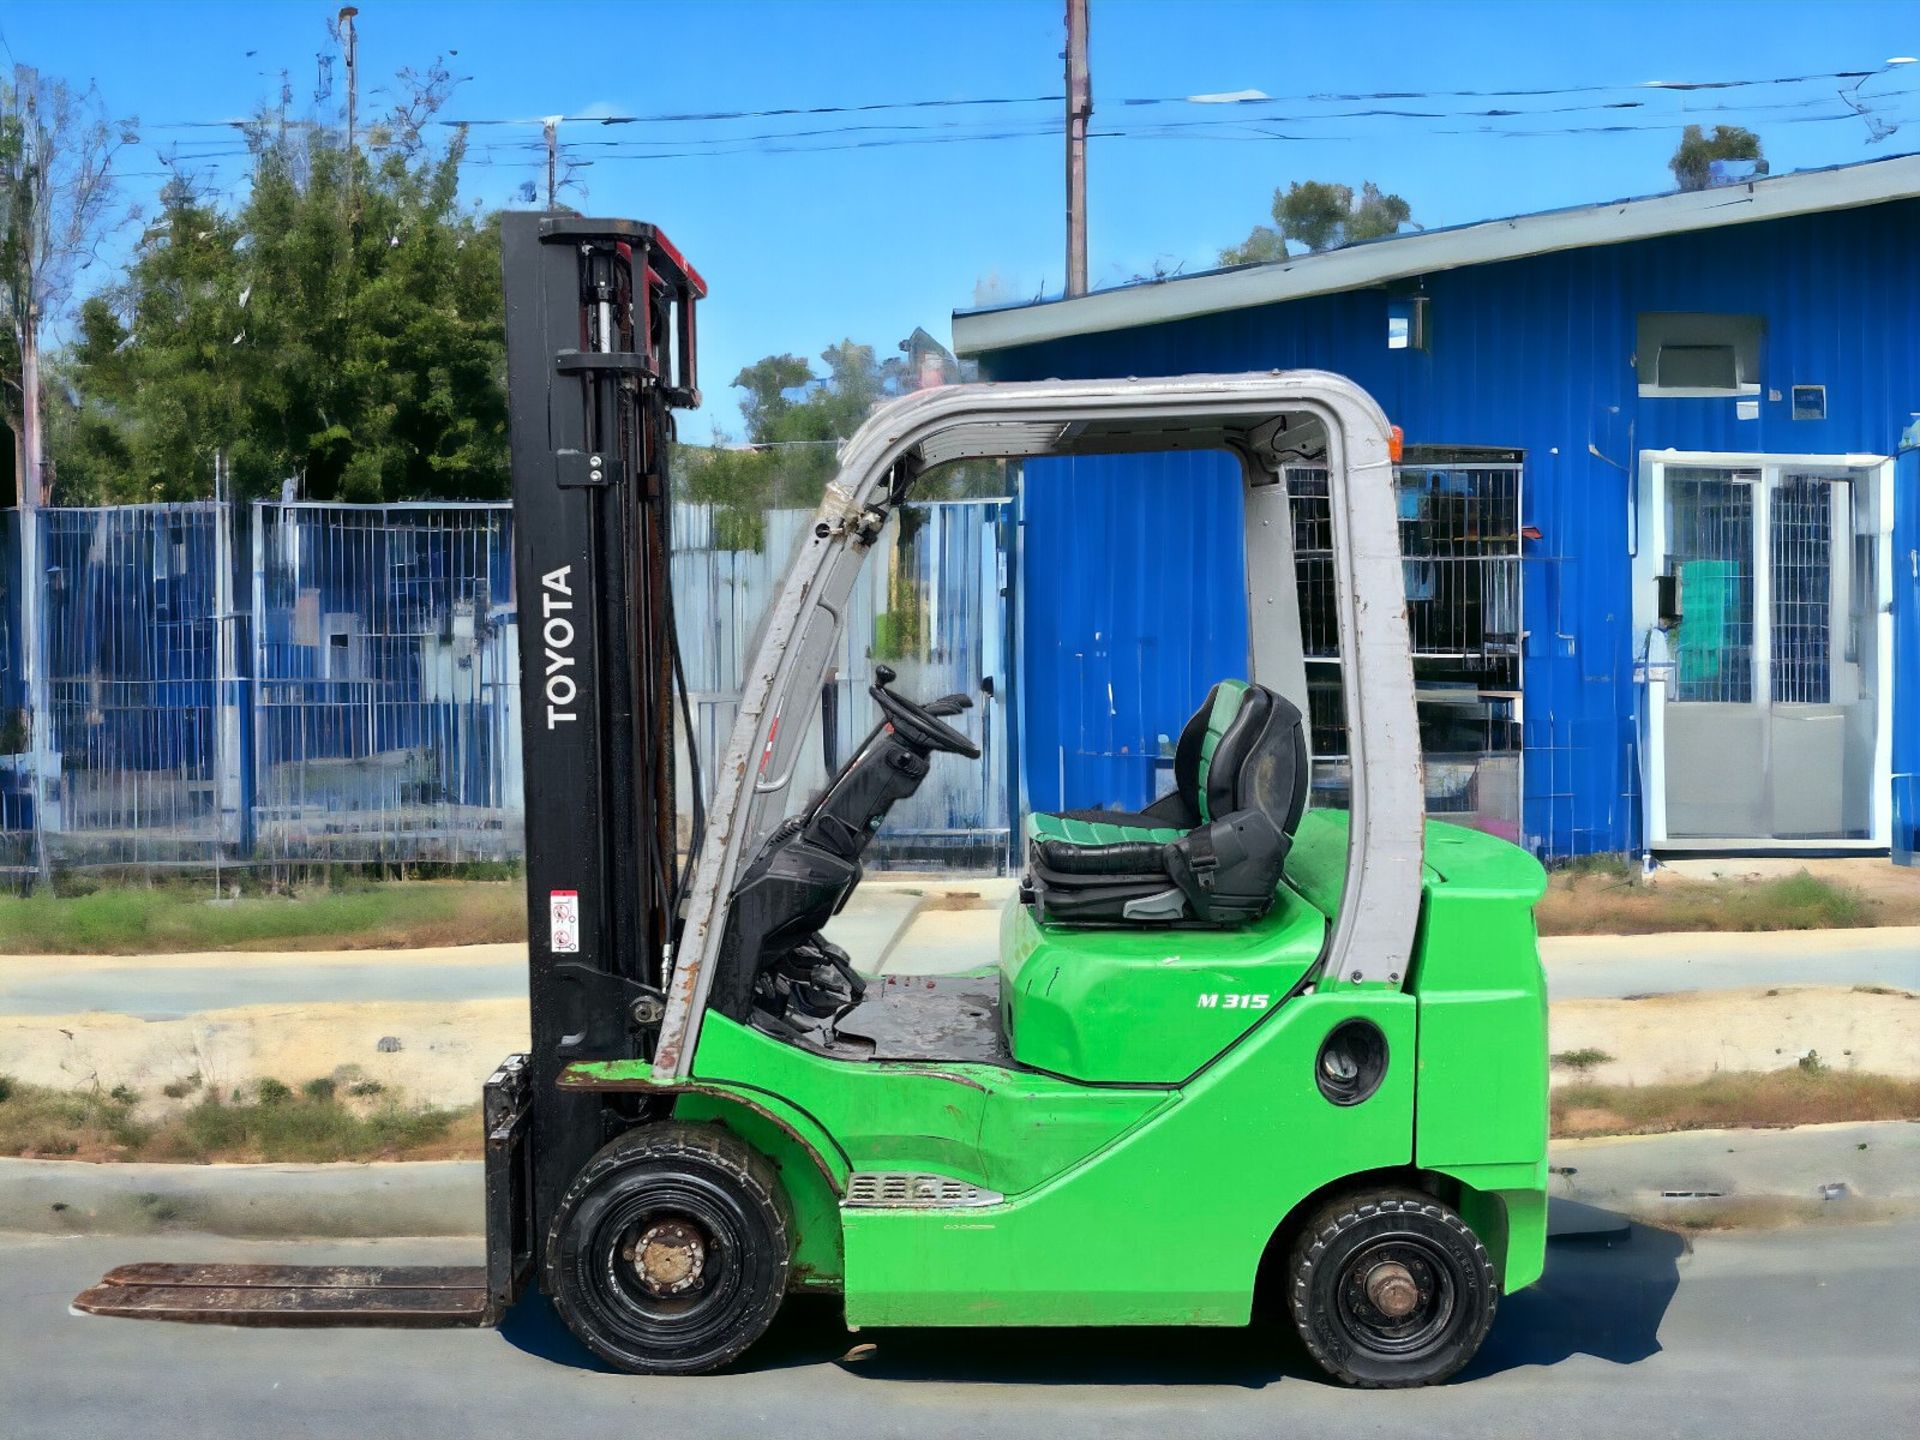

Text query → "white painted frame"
[1635,450,1895,852]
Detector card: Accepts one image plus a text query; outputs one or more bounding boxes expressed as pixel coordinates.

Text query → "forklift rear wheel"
[545,1122,790,1375]
[1287,1187,1497,1387]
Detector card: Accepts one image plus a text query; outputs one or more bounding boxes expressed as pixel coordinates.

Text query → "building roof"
[951,153,1920,357]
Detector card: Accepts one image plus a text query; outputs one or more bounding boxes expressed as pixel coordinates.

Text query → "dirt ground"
[0,1000,528,1112]
[1549,984,1920,1086]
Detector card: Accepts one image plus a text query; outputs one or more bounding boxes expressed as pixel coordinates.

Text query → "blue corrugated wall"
[986,200,1920,856]
[1017,452,1248,814]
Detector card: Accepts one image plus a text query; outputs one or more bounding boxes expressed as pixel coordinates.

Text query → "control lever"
[923,694,973,717]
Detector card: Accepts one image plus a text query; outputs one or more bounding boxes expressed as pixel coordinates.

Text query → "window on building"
[1288,447,1524,844]
[1387,296,1428,351]
[1636,312,1763,397]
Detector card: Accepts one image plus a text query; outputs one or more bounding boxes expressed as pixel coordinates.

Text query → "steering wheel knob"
[874,664,897,687]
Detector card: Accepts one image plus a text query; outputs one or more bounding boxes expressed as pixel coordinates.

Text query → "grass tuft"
[0,1073,479,1163]
[0,881,526,955]
[1538,868,1879,936]
[1551,1047,1615,1074]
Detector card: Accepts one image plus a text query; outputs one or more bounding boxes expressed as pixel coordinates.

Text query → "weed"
[0,1074,13,1104]
[160,1073,202,1100]
[254,1078,293,1105]
[0,1078,152,1158]
[1552,853,1640,883]
[1798,1049,1828,1076]
[347,1079,385,1097]
[1551,1048,1615,1075]
[301,1077,337,1102]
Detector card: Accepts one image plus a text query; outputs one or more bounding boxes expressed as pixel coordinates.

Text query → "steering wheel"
[869,666,981,758]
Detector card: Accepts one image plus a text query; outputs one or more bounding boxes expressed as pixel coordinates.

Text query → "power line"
[135,60,1903,135]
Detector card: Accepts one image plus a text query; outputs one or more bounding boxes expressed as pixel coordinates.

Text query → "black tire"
[545,1122,790,1375]
[1287,1186,1497,1387]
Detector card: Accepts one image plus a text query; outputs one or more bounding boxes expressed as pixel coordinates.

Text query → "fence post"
[19,504,51,886]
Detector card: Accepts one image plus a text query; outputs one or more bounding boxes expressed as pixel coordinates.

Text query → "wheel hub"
[626,1220,707,1296]
[1363,1260,1420,1319]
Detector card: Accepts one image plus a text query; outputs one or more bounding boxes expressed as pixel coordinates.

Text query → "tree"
[676,335,997,551]
[0,67,137,505]
[47,59,506,503]
[1220,180,1413,265]
[1669,125,1767,193]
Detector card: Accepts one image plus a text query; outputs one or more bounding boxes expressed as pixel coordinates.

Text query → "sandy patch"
[0,999,528,1110]
[1550,985,1920,1086]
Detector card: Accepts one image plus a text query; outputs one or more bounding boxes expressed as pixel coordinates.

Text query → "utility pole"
[339,7,359,212]
[543,118,560,210]
[1064,0,1091,298]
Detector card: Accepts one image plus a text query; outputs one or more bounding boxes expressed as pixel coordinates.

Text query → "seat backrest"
[1172,680,1309,835]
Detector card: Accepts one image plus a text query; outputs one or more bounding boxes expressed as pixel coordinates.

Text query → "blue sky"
[4,0,1916,440]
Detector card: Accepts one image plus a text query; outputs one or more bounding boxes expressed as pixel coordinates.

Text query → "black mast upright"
[500,215,704,1243]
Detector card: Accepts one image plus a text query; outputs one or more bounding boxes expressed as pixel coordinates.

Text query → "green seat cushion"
[1193,678,1250,822]
[1025,812,1186,848]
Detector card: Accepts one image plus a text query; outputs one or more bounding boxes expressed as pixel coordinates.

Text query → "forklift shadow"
[1458,1208,1688,1381]
[497,1206,1685,1386]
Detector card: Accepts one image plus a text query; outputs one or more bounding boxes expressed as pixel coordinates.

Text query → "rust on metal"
[549,1076,850,1198]
[1363,1261,1420,1319]
[74,1262,489,1328]
[628,1220,707,1296]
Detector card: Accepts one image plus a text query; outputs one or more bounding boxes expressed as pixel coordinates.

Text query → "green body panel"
[562,811,1550,1322]
[671,1093,847,1291]
[692,1017,1170,1196]
[997,882,1325,1082]
[1411,823,1550,1175]
[1024,812,1184,846]
[842,990,1417,1327]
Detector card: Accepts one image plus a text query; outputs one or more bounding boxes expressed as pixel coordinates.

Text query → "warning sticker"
[549,890,580,954]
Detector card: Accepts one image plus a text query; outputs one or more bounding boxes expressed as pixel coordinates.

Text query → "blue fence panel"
[251,502,521,864]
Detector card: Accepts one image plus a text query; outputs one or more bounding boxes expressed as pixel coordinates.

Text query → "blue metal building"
[956,155,1920,862]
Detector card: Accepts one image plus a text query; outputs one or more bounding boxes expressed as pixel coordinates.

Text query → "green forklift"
[78,214,1549,1388]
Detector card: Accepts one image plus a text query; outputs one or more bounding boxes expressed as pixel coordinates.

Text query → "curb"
[5,1119,1916,1239]
[0,1158,482,1239]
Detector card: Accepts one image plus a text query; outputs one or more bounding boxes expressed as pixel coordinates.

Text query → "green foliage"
[1220,179,1413,264]
[1669,124,1766,193]
[254,1077,293,1105]
[46,64,505,503]
[674,334,1003,551]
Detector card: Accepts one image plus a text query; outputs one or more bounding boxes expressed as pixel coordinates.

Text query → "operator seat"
[1023,680,1309,925]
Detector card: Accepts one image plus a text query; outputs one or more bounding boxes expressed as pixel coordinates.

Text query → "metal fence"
[1289,460,1526,847]
[0,494,1016,878]
[250,502,522,865]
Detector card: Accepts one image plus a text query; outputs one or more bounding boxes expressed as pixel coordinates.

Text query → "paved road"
[5,1219,1915,1439]
[1539,926,1920,999]
[4,920,1914,1018]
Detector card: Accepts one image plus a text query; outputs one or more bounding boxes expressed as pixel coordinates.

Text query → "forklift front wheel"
[545,1122,791,1375]
[1287,1187,1497,1387]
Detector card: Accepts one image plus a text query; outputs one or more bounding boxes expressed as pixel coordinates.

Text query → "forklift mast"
[500,214,705,1241]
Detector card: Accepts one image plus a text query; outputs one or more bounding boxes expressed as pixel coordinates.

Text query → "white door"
[1641,456,1893,849]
